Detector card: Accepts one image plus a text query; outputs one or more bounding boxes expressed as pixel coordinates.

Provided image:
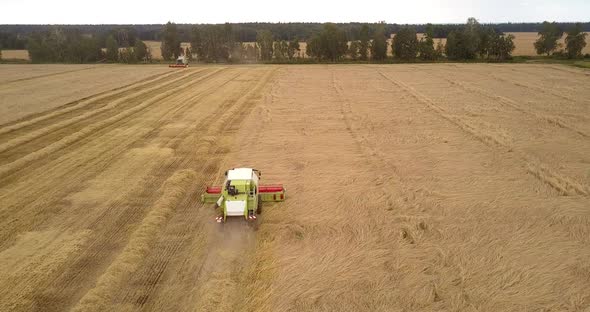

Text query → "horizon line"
[2,20,590,26]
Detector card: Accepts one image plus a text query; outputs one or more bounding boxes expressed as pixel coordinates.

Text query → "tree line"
[2,22,589,48]
[299,19,517,62]
[6,18,588,63]
[25,27,151,63]
[534,21,588,58]
[158,22,301,63]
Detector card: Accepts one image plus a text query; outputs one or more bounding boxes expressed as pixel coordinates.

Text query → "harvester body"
[169,55,189,68]
[202,168,285,223]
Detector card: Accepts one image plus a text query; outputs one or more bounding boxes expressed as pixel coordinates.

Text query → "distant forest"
[2,22,590,49]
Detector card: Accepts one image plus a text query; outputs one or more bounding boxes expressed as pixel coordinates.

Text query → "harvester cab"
[169,55,189,68]
[201,168,285,223]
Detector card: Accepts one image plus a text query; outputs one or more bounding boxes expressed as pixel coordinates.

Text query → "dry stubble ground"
[0,64,589,312]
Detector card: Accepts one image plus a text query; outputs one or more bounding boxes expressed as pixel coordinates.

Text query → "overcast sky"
[1,0,589,24]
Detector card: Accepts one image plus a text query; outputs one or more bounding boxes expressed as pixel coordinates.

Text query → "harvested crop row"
[377,69,589,196]
[0,69,183,135]
[0,69,225,177]
[0,64,588,312]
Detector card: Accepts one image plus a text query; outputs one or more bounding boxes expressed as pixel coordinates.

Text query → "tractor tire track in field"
[331,69,435,249]
[548,65,590,77]
[0,69,255,310]
[432,64,590,104]
[0,68,233,248]
[488,71,584,104]
[116,68,278,312]
[61,68,277,312]
[0,69,208,154]
[432,71,589,138]
[0,69,225,178]
[0,66,97,85]
[2,65,589,312]
[0,68,242,232]
[377,69,590,196]
[0,69,182,135]
[71,169,197,312]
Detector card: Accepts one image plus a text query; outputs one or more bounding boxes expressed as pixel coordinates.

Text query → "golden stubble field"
[0,64,589,311]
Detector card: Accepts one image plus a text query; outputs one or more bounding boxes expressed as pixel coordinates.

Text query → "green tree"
[119,47,137,63]
[184,46,192,61]
[478,27,496,58]
[488,33,515,60]
[76,36,102,63]
[198,25,230,62]
[273,41,288,60]
[306,23,347,62]
[418,24,436,60]
[116,28,130,47]
[229,42,245,62]
[161,21,181,61]
[257,30,274,61]
[534,21,563,56]
[190,27,202,61]
[306,35,321,60]
[445,31,465,59]
[27,33,50,63]
[105,35,119,62]
[287,39,300,59]
[358,24,370,60]
[134,40,149,62]
[565,23,587,59]
[445,18,482,60]
[323,23,348,61]
[465,17,483,56]
[435,40,444,58]
[26,28,101,63]
[371,23,388,61]
[223,23,236,61]
[244,44,258,61]
[393,27,418,60]
[348,40,360,60]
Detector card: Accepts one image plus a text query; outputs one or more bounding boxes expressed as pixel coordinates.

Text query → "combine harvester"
[202,168,285,223]
[169,55,189,68]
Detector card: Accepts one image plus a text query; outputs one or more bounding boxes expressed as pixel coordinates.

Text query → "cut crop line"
[0,68,235,221]
[548,65,590,77]
[0,73,224,247]
[331,71,415,212]
[17,70,248,299]
[0,69,226,179]
[0,69,184,134]
[70,169,197,312]
[0,69,208,152]
[0,66,97,85]
[0,68,237,231]
[91,68,276,309]
[377,70,589,196]
[440,75,589,138]
[489,72,582,104]
[133,68,278,305]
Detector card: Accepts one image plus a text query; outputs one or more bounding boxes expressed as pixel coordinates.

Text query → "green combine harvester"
[201,168,286,223]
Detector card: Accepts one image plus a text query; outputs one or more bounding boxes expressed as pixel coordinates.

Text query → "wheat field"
[0,64,589,311]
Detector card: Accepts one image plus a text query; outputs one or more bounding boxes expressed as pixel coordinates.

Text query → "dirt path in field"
[0,64,588,311]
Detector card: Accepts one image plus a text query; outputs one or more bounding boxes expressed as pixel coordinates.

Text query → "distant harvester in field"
[169,55,189,68]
